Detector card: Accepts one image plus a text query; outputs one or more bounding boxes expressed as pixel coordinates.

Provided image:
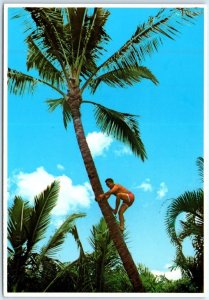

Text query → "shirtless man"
[98,178,135,232]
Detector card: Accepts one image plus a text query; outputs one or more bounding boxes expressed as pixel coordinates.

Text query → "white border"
[3,3,208,298]
[3,3,208,7]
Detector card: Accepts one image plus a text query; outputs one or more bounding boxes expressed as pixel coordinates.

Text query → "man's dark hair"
[105,178,114,183]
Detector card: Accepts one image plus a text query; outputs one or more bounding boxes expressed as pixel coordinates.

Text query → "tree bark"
[67,90,144,292]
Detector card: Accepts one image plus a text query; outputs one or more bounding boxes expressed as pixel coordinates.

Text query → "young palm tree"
[8,181,85,292]
[8,7,202,291]
[165,157,204,291]
[88,217,121,292]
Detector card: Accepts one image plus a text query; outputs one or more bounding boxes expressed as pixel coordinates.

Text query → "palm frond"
[63,8,110,79]
[89,217,120,284]
[39,213,86,259]
[8,68,65,96]
[8,68,38,95]
[165,189,203,245]
[80,8,110,59]
[26,180,60,252]
[46,98,72,129]
[89,65,158,94]
[25,8,70,77]
[26,35,65,87]
[179,218,203,241]
[196,157,204,183]
[46,98,65,112]
[43,259,79,292]
[70,225,85,256]
[8,196,31,251]
[77,8,110,77]
[84,8,202,89]
[63,101,72,129]
[83,101,147,161]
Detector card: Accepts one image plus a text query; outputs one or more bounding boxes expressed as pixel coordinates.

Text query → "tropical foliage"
[7,181,86,292]
[165,157,204,292]
[8,214,202,293]
[138,264,197,293]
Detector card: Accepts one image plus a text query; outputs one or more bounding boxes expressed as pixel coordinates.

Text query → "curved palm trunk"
[67,87,144,292]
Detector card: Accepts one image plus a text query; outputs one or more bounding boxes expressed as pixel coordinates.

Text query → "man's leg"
[112,193,130,214]
[113,194,121,214]
[119,203,129,231]
[112,193,130,231]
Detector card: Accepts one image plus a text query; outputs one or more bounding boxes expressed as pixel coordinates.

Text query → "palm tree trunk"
[68,92,144,292]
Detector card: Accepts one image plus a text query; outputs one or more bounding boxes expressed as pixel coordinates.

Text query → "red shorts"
[126,192,135,207]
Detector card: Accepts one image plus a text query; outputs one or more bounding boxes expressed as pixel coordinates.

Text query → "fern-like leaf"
[26,180,60,252]
[8,196,31,251]
[89,65,158,94]
[8,68,38,95]
[39,213,86,259]
[26,35,65,87]
[83,101,147,161]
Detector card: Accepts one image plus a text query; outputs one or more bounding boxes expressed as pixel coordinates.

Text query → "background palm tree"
[8,7,202,291]
[165,157,204,291]
[8,181,85,292]
[44,217,132,292]
[88,217,122,292]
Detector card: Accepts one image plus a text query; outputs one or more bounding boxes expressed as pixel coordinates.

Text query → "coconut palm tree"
[8,180,85,292]
[165,157,204,291]
[8,7,202,291]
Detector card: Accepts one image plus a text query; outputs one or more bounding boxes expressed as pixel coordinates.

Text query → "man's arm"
[98,185,118,201]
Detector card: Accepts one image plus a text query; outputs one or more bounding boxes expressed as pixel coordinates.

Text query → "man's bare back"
[108,184,131,196]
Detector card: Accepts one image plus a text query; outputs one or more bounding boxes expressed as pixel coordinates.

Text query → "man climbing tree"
[98,178,135,232]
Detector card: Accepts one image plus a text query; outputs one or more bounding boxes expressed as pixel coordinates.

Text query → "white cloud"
[156,182,168,199]
[114,146,132,157]
[86,131,113,157]
[152,269,182,281]
[57,164,65,171]
[8,167,94,216]
[136,178,152,192]
[52,218,65,229]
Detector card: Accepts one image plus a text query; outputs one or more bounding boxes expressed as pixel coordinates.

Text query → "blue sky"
[7,6,204,280]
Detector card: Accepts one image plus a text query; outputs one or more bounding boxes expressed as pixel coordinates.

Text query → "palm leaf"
[8,68,65,96]
[46,98,65,112]
[196,157,204,183]
[63,8,110,79]
[76,8,110,77]
[8,196,31,251]
[63,100,72,129]
[83,101,147,160]
[46,98,72,129]
[83,8,202,91]
[179,218,203,241]
[8,68,38,95]
[89,65,158,94]
[43,259,80,292]
[26,35,65,87]
[26,180,60,252]
[39,213,85,259]
[102,8,202,70]
[165,190,203,245]
[25,8,70,77]
[70,225,85,256]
